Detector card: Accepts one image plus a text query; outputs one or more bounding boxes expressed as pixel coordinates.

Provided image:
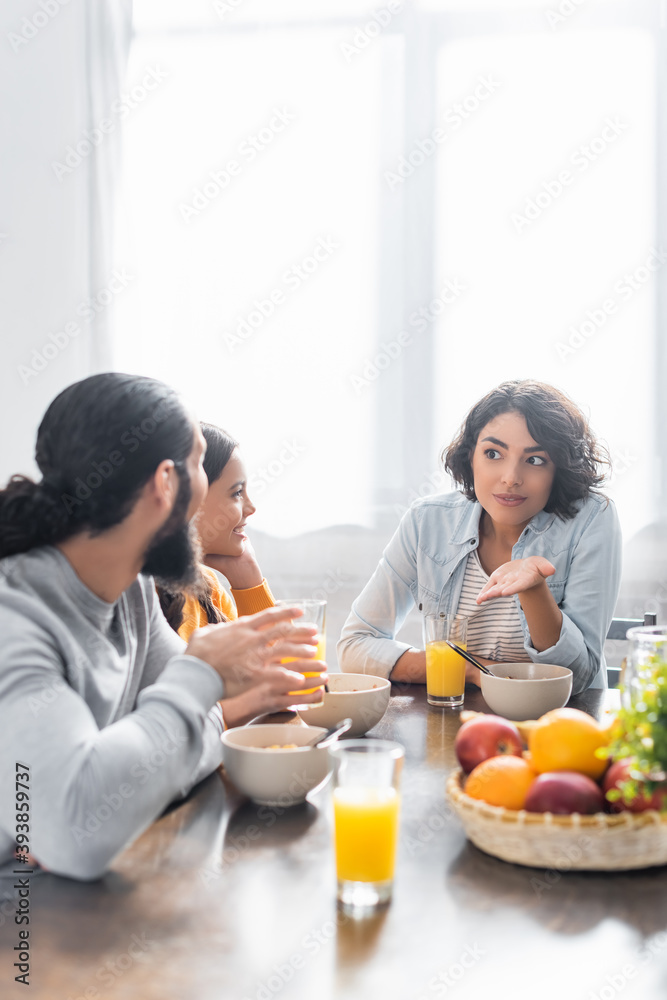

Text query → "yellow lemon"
[528,708,609,780]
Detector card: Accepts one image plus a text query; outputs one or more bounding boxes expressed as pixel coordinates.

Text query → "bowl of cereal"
[297,673,391,736]
[480,662,573,721]
[221,724,331,806]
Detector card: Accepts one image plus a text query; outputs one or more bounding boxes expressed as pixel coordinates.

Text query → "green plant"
[603,659,667,807]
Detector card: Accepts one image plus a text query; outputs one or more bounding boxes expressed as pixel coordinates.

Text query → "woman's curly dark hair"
[442,380,610,520]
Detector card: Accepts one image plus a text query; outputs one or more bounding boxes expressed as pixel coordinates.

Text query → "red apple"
[524,771,605,815]
[603,759,667,813]
[455,715,523,774]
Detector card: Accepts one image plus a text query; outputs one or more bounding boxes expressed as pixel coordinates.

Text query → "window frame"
[130,0,666,530]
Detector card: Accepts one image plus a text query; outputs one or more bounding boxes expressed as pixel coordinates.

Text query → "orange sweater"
[178,566,275,641]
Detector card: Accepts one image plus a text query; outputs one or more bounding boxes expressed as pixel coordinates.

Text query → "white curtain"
[111,1,667,657]
[0,0,132,483]
[2,0,665,663]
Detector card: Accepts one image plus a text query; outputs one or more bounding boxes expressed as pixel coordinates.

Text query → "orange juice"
[333,787,400,883]
[425,640,467,698]
[286,638,326,696]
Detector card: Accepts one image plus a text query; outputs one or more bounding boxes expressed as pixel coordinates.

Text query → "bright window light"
[114,25,384,535]
[433,28,655,540]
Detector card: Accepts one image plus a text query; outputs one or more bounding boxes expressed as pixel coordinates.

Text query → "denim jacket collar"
[524,508,558,535]
[449,500,483,546]
[449,499,557,545]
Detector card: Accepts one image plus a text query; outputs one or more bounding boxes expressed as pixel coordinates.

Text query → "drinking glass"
[329,740,404,909]
[623,625,667,708]
[423,614,468,708]
[622,625,667,781]
[274,599,326,704]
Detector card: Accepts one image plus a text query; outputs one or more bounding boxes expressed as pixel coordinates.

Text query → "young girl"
[338,380,622,695]
[159,423,324,725]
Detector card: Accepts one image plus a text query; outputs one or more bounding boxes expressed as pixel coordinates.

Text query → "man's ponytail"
[0,477,80,559]
[0,373,195,559]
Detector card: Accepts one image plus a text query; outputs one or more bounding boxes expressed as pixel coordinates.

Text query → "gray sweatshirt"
[0,546,226,881]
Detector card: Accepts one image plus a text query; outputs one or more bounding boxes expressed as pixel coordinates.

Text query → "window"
[116,0,663,549]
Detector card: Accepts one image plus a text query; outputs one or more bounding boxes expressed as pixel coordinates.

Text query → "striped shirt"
[455,550,529,662]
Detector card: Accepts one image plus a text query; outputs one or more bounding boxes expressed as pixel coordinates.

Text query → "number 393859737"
[15,763,31,861]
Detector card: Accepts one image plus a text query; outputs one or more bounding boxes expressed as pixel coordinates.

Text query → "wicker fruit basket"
[446,769,667,871]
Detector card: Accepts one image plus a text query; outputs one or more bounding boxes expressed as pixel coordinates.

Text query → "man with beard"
[0,373,325,881]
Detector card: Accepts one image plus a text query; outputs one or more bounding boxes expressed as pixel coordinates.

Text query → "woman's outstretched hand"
[476,556,555,604]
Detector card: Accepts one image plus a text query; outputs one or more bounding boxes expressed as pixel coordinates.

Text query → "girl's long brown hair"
[158,422,239,633]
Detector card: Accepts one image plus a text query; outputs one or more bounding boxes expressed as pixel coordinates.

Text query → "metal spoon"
[445,640,497,677]
[307,718,353,748]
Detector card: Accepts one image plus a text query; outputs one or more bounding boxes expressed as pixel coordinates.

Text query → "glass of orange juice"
[329,740,404,909]
[274,599,327,706]
[423,614,468,708]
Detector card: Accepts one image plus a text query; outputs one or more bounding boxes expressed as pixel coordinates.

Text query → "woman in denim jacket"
[338,380,621,695]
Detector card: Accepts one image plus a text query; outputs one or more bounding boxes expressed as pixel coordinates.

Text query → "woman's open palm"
[476,556,555,604]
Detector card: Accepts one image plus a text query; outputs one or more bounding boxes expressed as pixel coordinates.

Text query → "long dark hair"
[0,373,194,559]
[443,380,610,520]
[201,422,238,485]
[158,422,239,633]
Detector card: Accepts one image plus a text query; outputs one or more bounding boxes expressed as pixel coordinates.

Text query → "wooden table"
[2,684,667,1000]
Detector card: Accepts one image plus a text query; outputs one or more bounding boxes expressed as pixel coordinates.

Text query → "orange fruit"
[465,755,536,810]
[528,708,609,780]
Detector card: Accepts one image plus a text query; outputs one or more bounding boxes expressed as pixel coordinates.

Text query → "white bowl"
[480,662,573,722]
[221,724,331,806]
[296,673,391,736]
